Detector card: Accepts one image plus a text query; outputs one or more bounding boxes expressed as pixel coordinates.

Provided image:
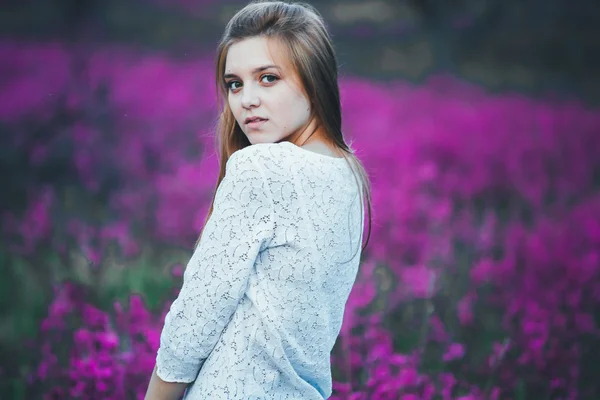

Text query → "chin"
[246,132,278,145]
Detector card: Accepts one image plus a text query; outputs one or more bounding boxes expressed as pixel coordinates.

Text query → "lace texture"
[156,142,364,399]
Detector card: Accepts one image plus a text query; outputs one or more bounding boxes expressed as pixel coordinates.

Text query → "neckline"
[279,141,347,162]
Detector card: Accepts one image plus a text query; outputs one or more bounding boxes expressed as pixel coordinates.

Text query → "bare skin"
[224,36,343,159]
[144,365,187,400]
[287,114,344,159]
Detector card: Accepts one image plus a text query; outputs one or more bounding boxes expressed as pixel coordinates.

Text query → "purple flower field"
[1,40,599,399]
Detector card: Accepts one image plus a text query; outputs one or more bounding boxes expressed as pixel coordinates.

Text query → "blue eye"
[226,81,241,91]
[261,74,279,84]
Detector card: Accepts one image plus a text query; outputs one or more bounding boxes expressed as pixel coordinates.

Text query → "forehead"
[224,36,292,73]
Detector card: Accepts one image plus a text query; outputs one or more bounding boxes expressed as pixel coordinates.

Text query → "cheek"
[294,92,310,113]
[293,97,311,121]
[280,95,309,120]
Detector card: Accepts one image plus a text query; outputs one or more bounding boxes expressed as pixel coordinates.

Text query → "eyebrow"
[223,65,281,80]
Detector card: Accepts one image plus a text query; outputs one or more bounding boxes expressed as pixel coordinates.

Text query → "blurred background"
[1,0,600,399]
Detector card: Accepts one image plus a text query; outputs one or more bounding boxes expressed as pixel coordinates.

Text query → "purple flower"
[443,343,466,362]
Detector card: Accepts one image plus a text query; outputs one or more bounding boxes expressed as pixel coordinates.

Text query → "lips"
[244,116,268,130]
[244,116,268,124]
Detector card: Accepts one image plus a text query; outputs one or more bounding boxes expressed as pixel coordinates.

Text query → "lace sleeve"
[155,148,275,382]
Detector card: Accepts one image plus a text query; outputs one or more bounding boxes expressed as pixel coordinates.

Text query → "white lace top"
[156,141,364,399]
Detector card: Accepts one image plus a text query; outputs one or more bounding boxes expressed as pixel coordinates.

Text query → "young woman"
[145,1,372,398]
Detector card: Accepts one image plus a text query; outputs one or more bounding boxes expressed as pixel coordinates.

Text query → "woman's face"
[224,36,313,145]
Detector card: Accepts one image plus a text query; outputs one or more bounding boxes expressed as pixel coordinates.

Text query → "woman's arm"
[144,365,188,400]
[145,148,275,393]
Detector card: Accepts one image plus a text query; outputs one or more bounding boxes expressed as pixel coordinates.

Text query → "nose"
[240,84,260,109]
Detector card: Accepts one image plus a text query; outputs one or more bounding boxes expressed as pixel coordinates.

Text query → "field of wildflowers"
[1,40,599,399]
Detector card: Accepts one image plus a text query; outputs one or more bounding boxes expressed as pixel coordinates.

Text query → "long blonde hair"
[195,0,372,256]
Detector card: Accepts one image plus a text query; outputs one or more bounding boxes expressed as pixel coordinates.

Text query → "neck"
[290,117,325,147]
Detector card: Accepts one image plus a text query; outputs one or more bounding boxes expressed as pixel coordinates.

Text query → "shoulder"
[226,143,291,174]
